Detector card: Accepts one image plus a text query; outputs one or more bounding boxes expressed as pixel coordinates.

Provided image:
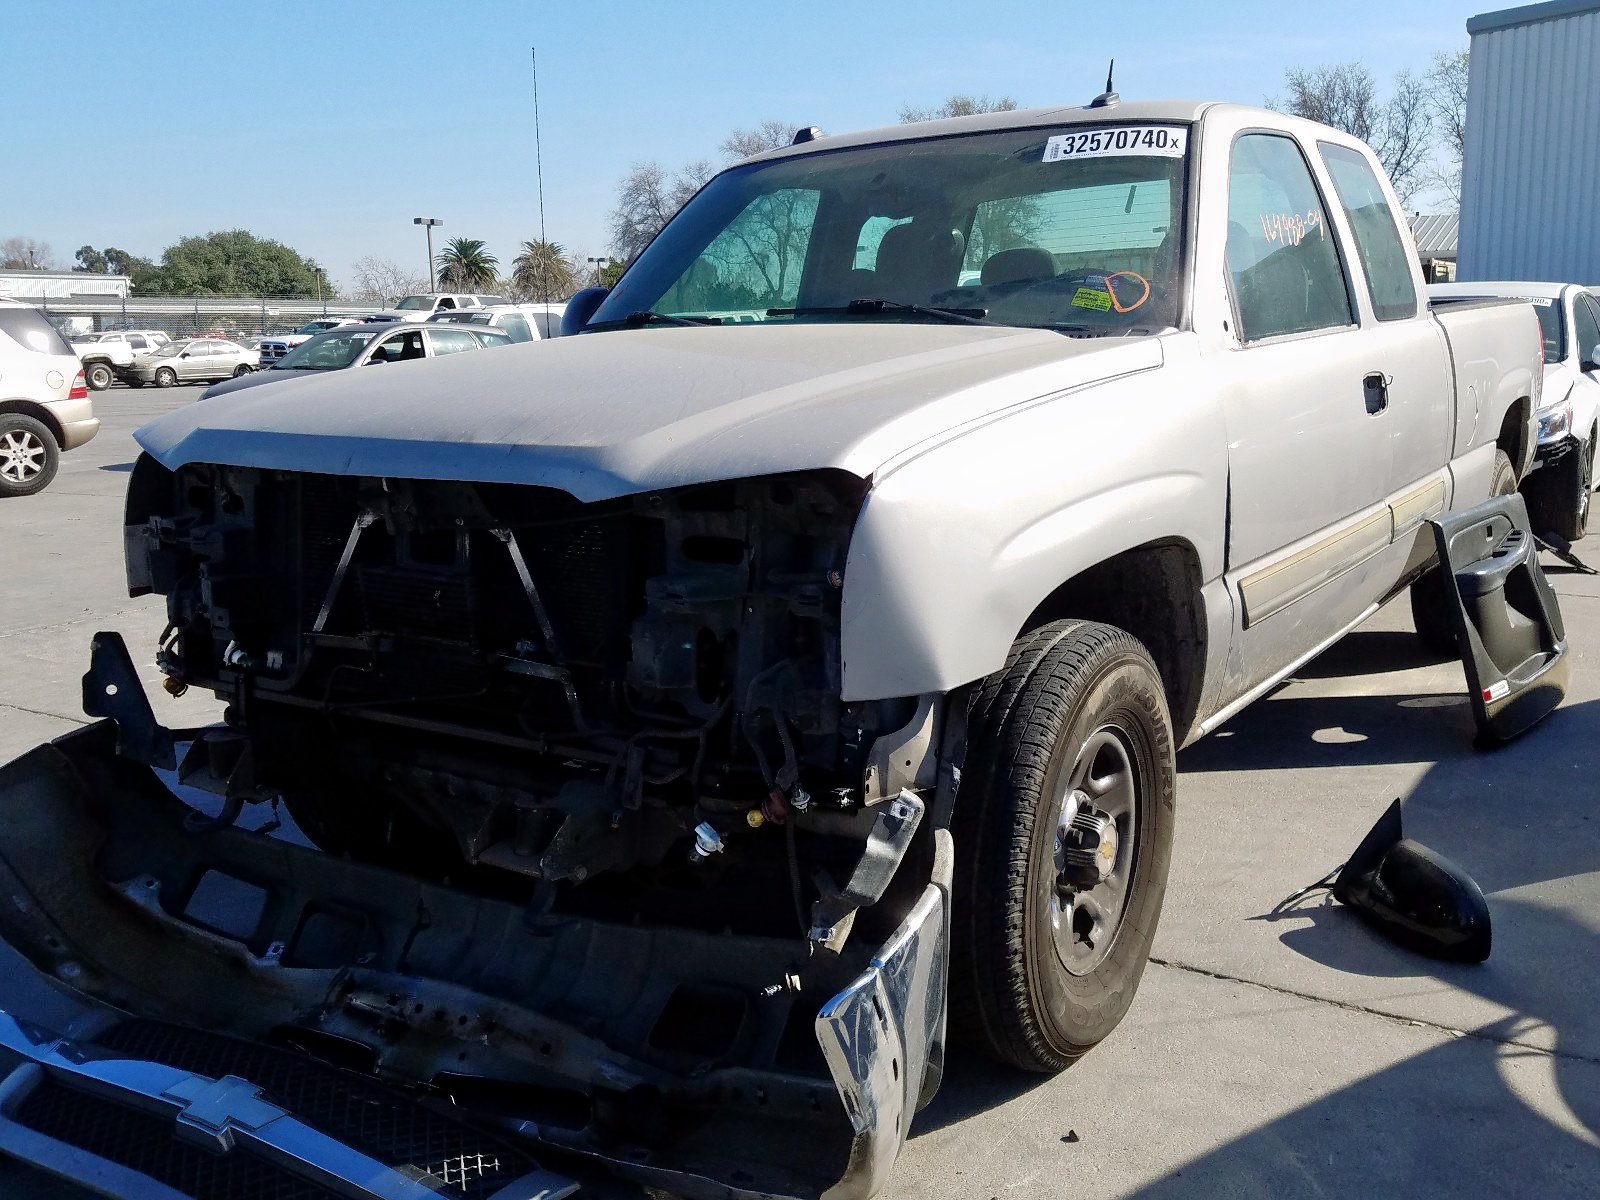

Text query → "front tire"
[0,415,61,497]
[1411,448,1517,654]
[154,367,177,388]
[232,364,254,377]
[951,620,1176,1073]
[85,361,113,391]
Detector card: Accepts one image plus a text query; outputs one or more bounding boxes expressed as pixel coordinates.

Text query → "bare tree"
[0,237,55,270]
[898,94,1018,123]
[719,120,796,160]
[350,256,428,304]
[607,159,716,263]
[1276,63,1434,202]
[1427,50,1470,203]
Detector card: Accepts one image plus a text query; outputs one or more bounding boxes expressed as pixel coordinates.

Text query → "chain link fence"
[35,295,381,340]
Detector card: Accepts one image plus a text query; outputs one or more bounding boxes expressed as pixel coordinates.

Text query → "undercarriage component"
[0,721,950,1200]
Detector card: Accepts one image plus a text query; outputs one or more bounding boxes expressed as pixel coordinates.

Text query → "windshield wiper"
[587,310,722,330]
[768,298,999,326]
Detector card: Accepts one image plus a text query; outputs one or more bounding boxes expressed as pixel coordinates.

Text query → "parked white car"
[0,299,99,495]
[426,302,553,342]
[1432,281,1600,539]
[202,321,513,398]
[125,338,259,387]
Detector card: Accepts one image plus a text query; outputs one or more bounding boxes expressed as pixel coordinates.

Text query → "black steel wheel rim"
[1049,724,1140,976]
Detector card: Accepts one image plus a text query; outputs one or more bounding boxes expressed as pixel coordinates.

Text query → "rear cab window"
[1225,133,1354,342]
[0,307,76,356]
[1317,142,1419,321]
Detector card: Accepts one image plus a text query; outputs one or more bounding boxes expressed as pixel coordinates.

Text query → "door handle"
[1363,372,1390,415]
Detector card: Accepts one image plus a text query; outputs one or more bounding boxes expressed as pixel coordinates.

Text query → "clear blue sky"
[9,0,1486,289]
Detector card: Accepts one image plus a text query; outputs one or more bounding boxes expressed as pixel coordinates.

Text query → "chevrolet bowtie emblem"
[162,1074,288,1151]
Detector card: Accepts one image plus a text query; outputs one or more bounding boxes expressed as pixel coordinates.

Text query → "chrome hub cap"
[0,430,45,485]
[1049,726,1138,975]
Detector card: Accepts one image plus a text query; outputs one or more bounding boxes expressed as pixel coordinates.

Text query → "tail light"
[68,370,89,400]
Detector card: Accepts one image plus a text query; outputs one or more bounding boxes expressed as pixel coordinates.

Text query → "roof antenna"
[1089,59,1119,108]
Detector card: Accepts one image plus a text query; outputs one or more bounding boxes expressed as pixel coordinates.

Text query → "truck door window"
[1226,133,1353,342]
[1317,142,1419,321]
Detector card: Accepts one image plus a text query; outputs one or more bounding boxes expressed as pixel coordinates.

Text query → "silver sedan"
[125,338,259,388]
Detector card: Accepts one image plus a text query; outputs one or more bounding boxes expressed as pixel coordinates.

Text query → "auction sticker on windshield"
[1043,126,1187,161]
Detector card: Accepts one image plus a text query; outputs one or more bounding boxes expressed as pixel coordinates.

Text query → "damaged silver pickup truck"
[0,99,1541,1200]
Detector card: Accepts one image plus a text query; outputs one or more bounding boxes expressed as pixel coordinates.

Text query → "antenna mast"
[531,47,550,302]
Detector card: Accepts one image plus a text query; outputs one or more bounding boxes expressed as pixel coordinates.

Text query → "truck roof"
[741,99,1263,164]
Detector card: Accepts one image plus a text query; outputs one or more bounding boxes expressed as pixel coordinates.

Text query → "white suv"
[0,300,99,496]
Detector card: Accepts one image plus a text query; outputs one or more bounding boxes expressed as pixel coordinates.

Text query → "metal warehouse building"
[1458,0,1600,284]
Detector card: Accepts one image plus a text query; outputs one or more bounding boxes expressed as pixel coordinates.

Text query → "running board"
[1428,493,1569,743]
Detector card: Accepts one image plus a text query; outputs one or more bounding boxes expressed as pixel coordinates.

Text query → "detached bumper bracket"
[81,630,176,770]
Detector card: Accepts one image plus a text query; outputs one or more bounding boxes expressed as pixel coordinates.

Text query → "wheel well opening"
[1020,540,1206,740]
[1498,399,1531,480]
[0,401,65,448]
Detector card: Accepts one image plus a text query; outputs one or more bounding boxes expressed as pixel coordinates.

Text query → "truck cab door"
[1219,132,1393,697]
[1317,140,1453,593]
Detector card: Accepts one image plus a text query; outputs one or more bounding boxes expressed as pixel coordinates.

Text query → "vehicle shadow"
[1129,691,1600,1198]
[98,462,136,473]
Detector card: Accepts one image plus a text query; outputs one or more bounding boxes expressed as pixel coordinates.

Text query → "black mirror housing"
[1333,800,1491,962]
[562,287,610,336]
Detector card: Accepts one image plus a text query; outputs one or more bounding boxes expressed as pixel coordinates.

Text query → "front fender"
[838,349,1227,701]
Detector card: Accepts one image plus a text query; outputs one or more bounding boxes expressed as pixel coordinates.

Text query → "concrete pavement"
[1,388,1596,1198]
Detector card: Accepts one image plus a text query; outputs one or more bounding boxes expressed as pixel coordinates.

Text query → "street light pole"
[414,218,443,292]
[586,256,611,286]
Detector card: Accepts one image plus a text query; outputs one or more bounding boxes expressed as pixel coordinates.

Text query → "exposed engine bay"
[0,456,956,1198]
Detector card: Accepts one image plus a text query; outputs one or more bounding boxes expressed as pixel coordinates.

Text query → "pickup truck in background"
[1431,280,1600,541]
[69,329,171,390]
[0,100,1540,1200]
[255,316,359,366]
[360,291,509,322]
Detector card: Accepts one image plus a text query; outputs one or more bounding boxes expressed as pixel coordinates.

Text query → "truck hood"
[134,323,1164,502]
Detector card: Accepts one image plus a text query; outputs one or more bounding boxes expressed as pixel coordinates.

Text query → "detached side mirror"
[1332,800,1491,962]
[562,287,610,336]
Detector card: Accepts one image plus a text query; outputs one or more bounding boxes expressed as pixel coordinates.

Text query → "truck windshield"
[393,296,433,310]
[592,123,1191,334]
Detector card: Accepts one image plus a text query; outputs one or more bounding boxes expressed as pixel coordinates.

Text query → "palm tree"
[435,238,498,291]
[512,240,577,303]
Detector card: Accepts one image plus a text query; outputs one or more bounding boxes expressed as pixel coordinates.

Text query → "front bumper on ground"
[0,715,951,1200]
